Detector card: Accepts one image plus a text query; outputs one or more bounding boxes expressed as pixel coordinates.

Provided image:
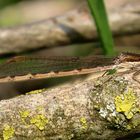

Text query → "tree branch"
[0,1,139,54]
[0,62,139,139]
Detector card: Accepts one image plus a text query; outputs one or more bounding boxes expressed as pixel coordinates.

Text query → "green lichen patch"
[30,114,48,130]
[26,88,46,95]
[125,113,140,130]
[37,106,44,111]
[90,76,128,117]
[115,88,139,119]
[19,110,30,124]
[80,117,88,130]
[90,76,140,130]
[20,110,30,119]
[3,125,15,140]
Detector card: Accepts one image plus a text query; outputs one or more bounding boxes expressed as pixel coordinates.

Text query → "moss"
[26,88,46,95]
[3,125,15,140]
[30,114,48,130]
[115,88,139,119]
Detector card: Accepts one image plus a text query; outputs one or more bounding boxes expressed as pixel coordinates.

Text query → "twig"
[0,61,139,139]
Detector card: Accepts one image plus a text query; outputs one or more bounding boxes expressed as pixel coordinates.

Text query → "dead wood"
[0,61,139,139]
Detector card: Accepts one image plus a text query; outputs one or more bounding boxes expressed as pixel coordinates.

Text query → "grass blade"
[87,0,115,56]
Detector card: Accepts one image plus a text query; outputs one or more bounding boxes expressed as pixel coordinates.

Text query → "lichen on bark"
[0,63,139,139]
[89,75,140,130]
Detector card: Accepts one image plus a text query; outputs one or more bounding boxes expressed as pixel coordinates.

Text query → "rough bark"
[0,1,139,55]
[0,61,139,140]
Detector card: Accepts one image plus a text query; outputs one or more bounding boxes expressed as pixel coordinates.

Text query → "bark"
[0,1,139,55]
[0,61,139,140]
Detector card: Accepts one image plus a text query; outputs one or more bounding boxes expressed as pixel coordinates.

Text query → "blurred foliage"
[0,7,24,27]
[87,0,115,56]
[0,0,24,26]
[0,0,22,9]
